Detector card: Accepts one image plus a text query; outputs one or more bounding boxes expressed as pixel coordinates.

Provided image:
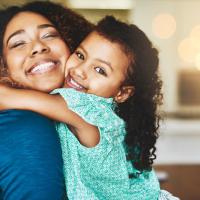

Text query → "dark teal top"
[0,110,65,200]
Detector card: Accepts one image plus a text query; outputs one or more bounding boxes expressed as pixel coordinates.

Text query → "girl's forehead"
[79,32,129,75]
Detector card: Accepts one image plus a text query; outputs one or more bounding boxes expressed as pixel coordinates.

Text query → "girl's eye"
[75,51,84,60]
[95,67,107,76]
[10,41,26,49]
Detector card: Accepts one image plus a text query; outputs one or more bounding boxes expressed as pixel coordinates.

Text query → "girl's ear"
[114,86,135,103]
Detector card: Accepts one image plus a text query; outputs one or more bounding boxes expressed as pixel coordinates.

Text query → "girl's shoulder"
[51,88,122,123]
[52,88,126,141]
[52,88,114,109]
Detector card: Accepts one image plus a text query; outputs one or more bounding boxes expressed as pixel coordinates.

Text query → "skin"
[0,31,134,147]
[2,11,70,92]
[65,31,133,100]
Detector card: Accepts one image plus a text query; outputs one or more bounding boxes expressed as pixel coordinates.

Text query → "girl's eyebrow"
[79,45,87,55]
[6,24,56,45]
[96,58,113,71]
[79,45,113,71]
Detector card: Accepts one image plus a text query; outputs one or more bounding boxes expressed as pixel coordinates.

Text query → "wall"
[133,0,200,114]
[133,0,200,166]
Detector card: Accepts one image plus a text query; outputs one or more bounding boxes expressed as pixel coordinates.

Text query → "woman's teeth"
[31,62,55,73]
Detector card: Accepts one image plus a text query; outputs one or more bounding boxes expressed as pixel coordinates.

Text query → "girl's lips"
[27,60,59,75]
[65,76,86,91]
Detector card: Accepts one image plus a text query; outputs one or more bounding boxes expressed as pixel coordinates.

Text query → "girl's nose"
[30,40,50,57]
[70,66,87,80]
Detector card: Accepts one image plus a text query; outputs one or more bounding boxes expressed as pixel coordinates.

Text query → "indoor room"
[1,0,200,199]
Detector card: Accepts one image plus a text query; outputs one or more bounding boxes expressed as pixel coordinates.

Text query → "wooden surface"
[155,164,200,200]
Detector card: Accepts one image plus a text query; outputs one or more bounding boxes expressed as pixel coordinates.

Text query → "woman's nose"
[30,40,50,57]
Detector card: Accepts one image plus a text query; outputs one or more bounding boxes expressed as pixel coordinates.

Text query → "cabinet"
[65,0,135,23]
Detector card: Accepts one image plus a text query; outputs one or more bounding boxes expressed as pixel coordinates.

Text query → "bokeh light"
[178,37,200,63]
[195,53,200,70]
[152,13,176,39]
[178,24,200,64]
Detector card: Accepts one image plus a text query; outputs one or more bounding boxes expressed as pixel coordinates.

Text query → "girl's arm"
[0,84,100,147]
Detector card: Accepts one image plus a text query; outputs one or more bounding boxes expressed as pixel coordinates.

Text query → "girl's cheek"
[64,65,69,78]
[64,59,72,78]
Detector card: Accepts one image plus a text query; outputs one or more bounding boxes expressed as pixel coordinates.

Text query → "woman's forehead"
[3,11,53,42]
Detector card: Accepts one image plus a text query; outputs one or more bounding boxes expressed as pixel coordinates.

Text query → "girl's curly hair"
[95,16,163,172]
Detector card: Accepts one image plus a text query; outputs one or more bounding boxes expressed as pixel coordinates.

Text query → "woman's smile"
[27,59,60,75]
[3,11,70,92]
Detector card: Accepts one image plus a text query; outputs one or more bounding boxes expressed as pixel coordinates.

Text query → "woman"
[0,1,92,199]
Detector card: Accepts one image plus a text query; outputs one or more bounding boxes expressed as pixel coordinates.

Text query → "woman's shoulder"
[0,109,55,131]
[0,109,49,120]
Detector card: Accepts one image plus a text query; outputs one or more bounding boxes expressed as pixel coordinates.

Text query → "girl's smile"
[65,75,87,91]
[64,31,131,99]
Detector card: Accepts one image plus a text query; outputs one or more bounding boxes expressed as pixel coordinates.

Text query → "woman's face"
[3,11,70,92]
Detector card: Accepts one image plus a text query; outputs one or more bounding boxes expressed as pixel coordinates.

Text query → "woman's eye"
[10,41,26,49]
[75,51,84,60]
[95,67,107,76]
[42,32,59,39]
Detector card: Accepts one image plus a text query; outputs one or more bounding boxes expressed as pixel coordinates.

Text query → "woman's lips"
[27,60,59,75]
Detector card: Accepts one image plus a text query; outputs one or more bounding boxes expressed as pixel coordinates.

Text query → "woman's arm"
[0,84,100,147]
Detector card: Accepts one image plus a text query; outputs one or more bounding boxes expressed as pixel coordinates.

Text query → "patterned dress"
[52,88,160,200]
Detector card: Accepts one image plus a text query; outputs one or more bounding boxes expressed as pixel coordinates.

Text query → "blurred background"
[1,0,200,199]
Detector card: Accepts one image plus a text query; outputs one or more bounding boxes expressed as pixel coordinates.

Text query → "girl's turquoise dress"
[52,88,160,200]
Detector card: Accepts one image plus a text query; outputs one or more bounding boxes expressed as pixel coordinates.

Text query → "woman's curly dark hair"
[0,1,93,82]
[95,16,163,172]
[22,1,94,52]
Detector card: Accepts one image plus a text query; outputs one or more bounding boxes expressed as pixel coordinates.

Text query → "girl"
[0,16,178,200]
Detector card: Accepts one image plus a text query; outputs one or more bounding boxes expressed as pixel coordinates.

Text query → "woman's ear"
[0,58,4,68]
[114,86,135,103]
[0,58,8,76]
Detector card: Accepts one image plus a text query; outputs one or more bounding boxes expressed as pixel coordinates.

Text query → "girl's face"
[65,31,133,100]
[3,11,70,92]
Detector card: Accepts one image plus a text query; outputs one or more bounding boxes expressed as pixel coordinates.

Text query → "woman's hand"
[0,77,25,88]
[0,83,13,110]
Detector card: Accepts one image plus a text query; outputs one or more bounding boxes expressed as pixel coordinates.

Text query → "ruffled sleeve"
[51,88,126,144]
[159,190,180,200]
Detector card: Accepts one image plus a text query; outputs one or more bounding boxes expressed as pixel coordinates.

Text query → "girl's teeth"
[70,78,83,89]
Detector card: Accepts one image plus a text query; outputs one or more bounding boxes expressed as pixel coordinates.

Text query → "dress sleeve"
[159,190,180,200]
[51,88,126,143]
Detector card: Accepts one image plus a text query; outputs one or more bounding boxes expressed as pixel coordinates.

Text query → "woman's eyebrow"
[38,24,56,29]
[6,24,56,45]
[6,30,24,45]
